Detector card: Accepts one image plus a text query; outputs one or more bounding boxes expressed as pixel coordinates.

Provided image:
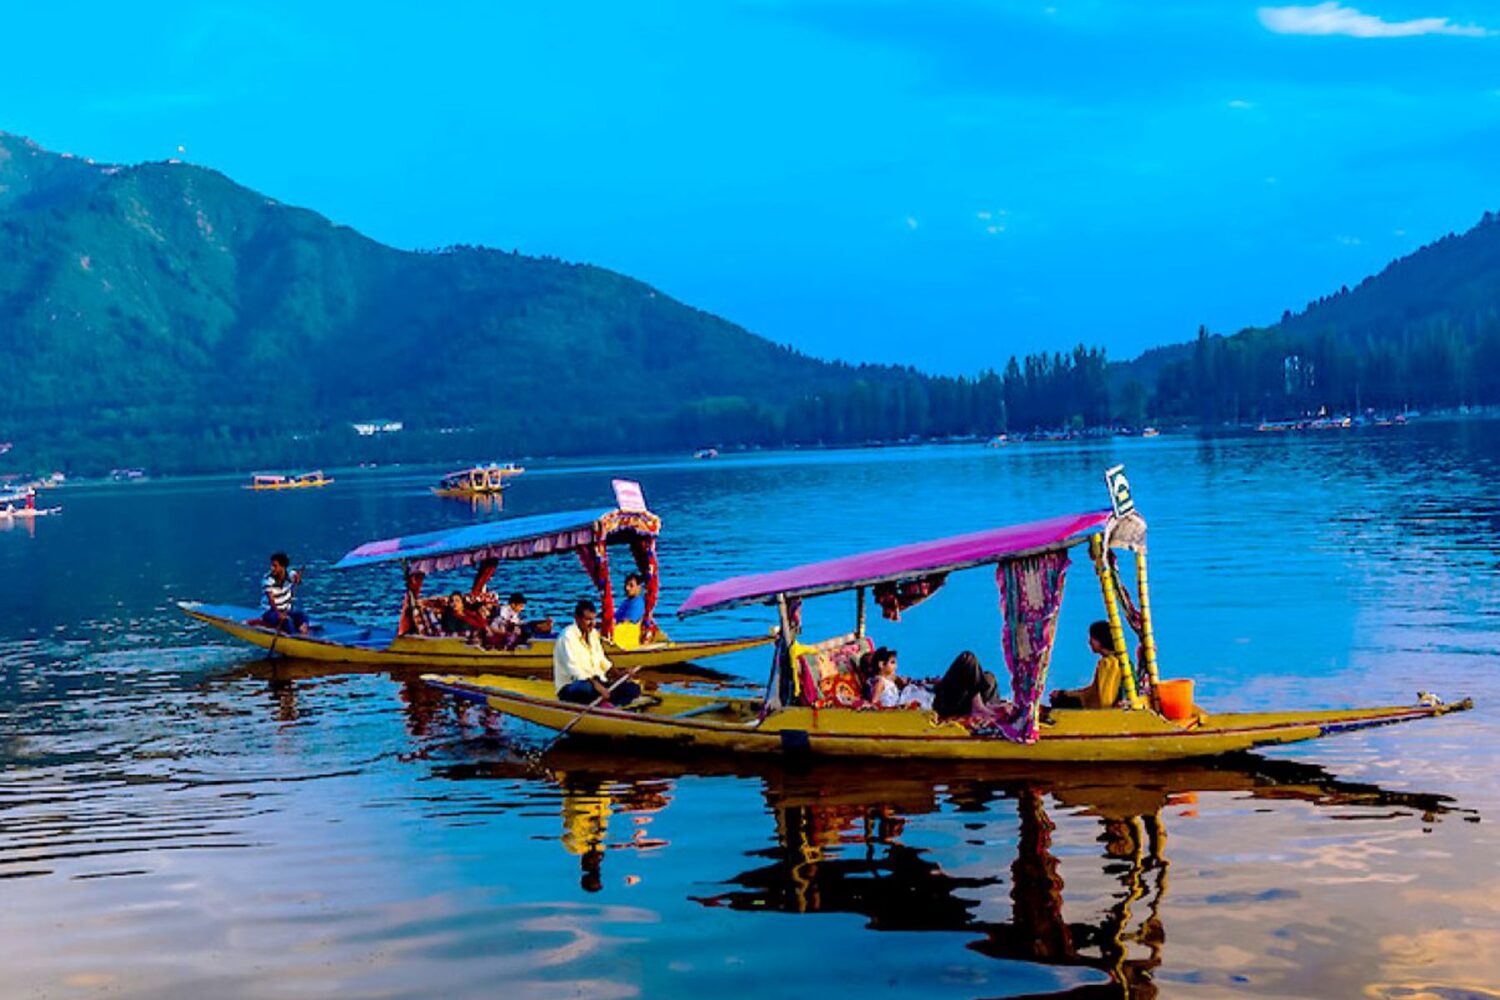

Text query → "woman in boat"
[865,647,935,711]
[1049,621,1123,710]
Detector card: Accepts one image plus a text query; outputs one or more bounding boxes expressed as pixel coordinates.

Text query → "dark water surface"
[4,428,1498,998]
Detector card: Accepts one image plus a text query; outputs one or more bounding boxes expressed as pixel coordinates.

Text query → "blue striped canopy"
[334,506,657,574]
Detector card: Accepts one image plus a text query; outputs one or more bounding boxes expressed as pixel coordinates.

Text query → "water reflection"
[435,749,1472,998]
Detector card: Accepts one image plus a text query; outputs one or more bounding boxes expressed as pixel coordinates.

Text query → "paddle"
[264,569,300,659]
[535,667,645,759]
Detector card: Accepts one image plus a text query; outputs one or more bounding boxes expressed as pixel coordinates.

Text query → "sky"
[2,1,1498,374]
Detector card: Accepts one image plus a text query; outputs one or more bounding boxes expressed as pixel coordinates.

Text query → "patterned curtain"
[628,533,661,635]
[872,572,949,621]
[574,541,616,635]
[994,549,1072,743]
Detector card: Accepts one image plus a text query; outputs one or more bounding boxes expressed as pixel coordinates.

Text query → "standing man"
[262,552,310,634]
[554,599,641,706]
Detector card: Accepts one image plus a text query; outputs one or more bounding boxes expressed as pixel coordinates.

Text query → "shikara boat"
[432,463,524,497]
[246,470,334,490]
[182,482,772,672]
[425,467,1472,761]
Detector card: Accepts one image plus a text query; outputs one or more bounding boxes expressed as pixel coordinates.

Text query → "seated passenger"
[439,592,488,638]
[932,650,1003,719]
[491,592,555,648]
[1049,621,1123,710]
[260,551,309,634]
[865,646,935,710]
[616,573,646,624]
[554,599,642,707]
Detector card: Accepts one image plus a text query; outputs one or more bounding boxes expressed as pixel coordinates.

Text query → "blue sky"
[3,1,1498,373]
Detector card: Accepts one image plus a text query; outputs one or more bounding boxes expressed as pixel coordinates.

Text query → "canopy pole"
[1091,533,1143,710]
[775,592,799,706]
[1135,549,1162,704]
[855,586,866,640]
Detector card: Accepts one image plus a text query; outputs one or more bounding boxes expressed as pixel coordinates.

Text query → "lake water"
[4,427,1498,998]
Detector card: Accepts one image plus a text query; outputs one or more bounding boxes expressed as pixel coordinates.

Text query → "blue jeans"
[557,678,641,706]
[261,609,308,632]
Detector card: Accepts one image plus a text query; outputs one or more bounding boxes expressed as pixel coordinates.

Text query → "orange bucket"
[1157,679,1195,720]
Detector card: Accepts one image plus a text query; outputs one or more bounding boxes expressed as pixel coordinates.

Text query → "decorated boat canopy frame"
[677,509,1115,616]
[335,505,661,575]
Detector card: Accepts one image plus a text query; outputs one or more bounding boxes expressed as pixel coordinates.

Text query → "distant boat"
[432,463,524,497]
[110,468,147,481]
[0,489,59,519]
[987,435,1009,447]
[246,470,334,491]
[1141,427,1160,438]
[694,448,720,460]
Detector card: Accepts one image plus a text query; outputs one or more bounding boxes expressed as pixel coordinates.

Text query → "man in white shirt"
[554,599,641,706]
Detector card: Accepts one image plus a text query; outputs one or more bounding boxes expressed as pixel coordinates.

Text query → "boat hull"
[180,602,772,671]
[422,674,1474,763]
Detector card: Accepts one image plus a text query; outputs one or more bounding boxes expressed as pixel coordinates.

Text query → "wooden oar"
[265,572,300,659]
[535,668,645,758]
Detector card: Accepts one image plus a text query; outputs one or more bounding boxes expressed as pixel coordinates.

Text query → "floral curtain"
[872,572,949,621]
[993,549,1071,743]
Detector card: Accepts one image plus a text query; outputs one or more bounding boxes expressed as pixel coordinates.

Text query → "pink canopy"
[677,509,1112,616]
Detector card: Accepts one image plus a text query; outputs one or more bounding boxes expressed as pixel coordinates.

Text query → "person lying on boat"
[261,552,309,634]
[863,647,936,710]
[1048,621,1123,710]
[931,651,1010,720]
[554,599,642,707]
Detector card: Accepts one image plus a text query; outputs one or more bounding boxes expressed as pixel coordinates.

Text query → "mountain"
[0,132,1012,475]
[1119,211,1500,422]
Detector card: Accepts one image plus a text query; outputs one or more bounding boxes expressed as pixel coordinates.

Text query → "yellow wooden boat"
[246,470,334,490]
[423,674,1468,761]
[180,602,770,670]
[424,466,1473,760]
[432,463,524,497]
[183,481,771,672]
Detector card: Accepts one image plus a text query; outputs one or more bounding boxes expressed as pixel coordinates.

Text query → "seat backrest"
[794,634,873,707]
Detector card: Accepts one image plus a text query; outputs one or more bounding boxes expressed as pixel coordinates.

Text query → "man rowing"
[554,599,641,707]
[261,551,310,634]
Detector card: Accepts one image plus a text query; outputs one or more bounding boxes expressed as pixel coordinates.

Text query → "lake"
[3,426,1498,998]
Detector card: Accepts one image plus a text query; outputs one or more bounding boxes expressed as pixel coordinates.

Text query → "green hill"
[1123,211,1500,422]
[0,132,1013,474]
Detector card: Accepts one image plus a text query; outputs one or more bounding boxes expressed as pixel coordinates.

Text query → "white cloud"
[1258,3,1493,37]
[977,210,992,220]
[905,216,920,230]
[1335,234,1363,245]
[1227,99,1256,109]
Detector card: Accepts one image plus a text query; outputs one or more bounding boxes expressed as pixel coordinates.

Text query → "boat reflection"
[434,750,1471,999]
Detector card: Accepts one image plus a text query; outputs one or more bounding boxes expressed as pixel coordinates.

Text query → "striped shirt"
[264,571,296,612]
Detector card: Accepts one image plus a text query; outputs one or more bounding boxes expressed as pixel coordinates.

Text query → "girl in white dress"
[865,647,935,711]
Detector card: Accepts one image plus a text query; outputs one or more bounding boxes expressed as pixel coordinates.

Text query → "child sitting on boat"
[862,647,935,710]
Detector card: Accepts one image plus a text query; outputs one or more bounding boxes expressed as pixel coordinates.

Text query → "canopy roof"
[678,509,1112,616]
[335,506,660,574]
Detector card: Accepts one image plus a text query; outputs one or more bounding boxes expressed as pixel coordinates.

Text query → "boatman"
[554,599,641,707]
[262,551,310,634]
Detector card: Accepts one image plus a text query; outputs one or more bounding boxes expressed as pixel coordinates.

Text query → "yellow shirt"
[1079,654,1123,709]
